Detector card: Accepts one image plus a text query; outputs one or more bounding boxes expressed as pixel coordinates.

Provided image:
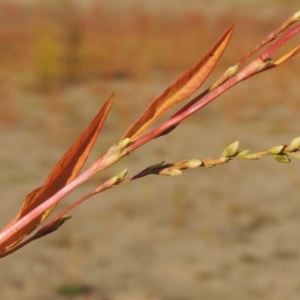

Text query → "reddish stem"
[261,23,300,60]
[127,23,300,154]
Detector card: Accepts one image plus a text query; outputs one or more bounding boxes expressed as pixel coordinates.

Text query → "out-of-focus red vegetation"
[0,1,294,91]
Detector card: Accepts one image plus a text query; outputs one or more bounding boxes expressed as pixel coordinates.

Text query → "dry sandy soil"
[0,1,300,300]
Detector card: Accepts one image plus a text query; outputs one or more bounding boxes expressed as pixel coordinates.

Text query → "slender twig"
[0,12,299,254]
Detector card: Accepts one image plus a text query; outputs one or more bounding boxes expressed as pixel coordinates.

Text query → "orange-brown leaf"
[122,25,234,141]
[0,93,114,251]
[274,45,300,66]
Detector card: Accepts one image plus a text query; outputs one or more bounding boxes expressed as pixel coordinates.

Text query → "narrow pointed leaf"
[122,25,234,141]
[274,45,300,66]
[0,93,114,251]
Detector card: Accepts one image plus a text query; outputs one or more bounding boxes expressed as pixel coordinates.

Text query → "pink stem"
[127,60,259,153]
[261,23,300,60]
[0,153,110,246]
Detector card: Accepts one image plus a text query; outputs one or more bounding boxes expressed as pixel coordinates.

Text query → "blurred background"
[0,0,300,299]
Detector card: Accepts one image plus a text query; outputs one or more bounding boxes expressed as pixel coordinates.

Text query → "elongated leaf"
[0,94,114,251]
[274,45,300,66]
[122,25,234,141]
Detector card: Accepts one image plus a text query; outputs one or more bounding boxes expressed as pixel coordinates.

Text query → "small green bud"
[160,168,182,176]
[204,157,228,167]
[242,154,260,160]
[108,138,130,155]
[273,154,290,163]
[106,176,119,186]
[226,64,239,77]
[210,65,239,90]
[270,145,285,155]
[218,157,230,164]
[169,169,182,176]
[293,10,300,21]
[289,137,300,151]
[237,149,250,158]
[120,138,131,148]
[186,159,202,168]
[116,169,128,181]
[222,141,239,157]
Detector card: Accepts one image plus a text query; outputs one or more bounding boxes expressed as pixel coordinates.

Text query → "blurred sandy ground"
[0,1,300,299]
